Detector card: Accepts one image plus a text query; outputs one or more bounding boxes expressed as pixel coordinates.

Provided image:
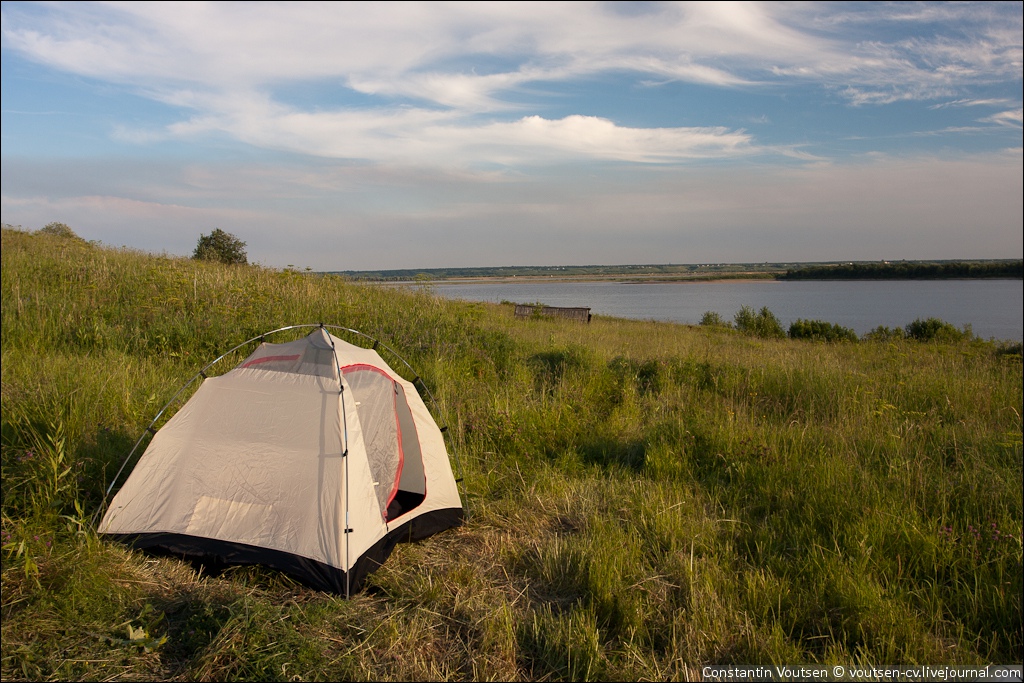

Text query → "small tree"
[904,317,971,342]
[734,305,786,339]
[788,319,858,343]
[863,325,905,342]
[193,229,247,265]
[699,311,730,328]
[38,222,83,241]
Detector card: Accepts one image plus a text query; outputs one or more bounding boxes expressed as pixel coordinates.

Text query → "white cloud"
[115,86,761,165]
[930,98,1017,109]
[980,109,1024,128]
[4,2,1020,167]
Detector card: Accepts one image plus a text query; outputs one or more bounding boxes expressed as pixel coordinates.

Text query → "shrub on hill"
[905,317,972,342]
[863,325,905,341]
[37,222,84,241]
[788,319,858,342]
[193,228,247,265]
[699,311,730,328]
[734,305,786,339]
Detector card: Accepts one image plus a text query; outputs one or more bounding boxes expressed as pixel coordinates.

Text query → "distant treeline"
[331,262,786,281]
[329,259,1023,282]
[779,260,1022,280]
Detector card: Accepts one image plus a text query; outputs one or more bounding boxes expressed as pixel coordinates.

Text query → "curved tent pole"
[94,323,467,527]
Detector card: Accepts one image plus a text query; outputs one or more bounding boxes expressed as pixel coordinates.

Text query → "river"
[429,279,1023,341]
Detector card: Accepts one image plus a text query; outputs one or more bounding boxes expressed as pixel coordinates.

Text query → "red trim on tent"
[241,354,301,368]
[340,363,394,380]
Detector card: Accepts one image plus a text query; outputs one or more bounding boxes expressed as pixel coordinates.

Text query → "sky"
[1,1,1021,270]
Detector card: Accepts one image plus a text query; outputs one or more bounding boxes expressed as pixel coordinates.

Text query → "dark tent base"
[105,507,464,595]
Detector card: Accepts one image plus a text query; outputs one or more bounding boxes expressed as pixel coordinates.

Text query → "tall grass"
[3,227,1021,680]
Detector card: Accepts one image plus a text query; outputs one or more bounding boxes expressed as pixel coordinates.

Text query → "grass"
[2,227,1022,680]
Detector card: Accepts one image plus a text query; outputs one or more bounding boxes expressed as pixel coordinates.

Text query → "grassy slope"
[2,228,1021,681]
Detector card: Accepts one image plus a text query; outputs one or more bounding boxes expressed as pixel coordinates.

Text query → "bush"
[699,311,730,328]
[994,340,1023,358]
[863,325,905,342]
[788,319,858,343]
[904,317,971,342]
[193,228,247,265]
[37,222,83,241]
[734,305,786,339]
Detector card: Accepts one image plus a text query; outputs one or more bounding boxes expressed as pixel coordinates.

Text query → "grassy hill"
[2,227,1021,680]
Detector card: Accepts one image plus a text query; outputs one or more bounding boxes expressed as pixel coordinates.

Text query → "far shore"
[370,272,780,286]
[331,259,1022,285]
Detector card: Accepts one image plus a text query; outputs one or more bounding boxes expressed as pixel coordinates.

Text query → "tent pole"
[344,419,350,600]
[325,327,352,599]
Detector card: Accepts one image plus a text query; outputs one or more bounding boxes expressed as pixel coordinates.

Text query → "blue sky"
[2,1,1021,270]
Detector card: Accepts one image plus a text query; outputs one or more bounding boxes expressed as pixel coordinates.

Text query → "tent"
[99,326,463,595]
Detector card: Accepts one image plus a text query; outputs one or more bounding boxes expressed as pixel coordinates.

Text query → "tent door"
[343,365,427,521]
[387,381,426,520]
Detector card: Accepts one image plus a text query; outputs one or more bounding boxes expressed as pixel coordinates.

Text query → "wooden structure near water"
[514,304,592,323]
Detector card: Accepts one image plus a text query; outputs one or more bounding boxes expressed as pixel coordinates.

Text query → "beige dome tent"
[99,325,463,596]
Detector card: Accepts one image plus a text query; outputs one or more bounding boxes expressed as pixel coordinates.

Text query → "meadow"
[2,227,1021,681]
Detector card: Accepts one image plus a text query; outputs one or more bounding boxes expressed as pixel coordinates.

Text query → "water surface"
[431,279,1023,341]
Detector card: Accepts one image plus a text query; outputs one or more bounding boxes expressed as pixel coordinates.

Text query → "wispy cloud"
[930,98,1017,109]
[981,109,1024,128]
[3,2,1020,167]
[149,95,762,165]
